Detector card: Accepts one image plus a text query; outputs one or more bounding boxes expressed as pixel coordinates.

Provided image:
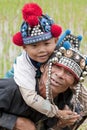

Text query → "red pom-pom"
[22,3,42,21]
[12,32,24,46]
[26,16,39,27]
[51,24,62,37]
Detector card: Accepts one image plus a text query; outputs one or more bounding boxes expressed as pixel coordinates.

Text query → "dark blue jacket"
[0,78,73,130]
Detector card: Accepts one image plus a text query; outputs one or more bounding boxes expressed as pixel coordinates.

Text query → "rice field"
[0,0,87,77]
[0,0,87,129]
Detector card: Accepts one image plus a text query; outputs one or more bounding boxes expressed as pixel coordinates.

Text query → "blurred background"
[0,0,87,77]
[0,0,87,129]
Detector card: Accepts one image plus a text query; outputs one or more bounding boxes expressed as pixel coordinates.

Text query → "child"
[6,2,62,117]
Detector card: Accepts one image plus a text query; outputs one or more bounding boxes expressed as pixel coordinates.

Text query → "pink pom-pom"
[51,24,62,37]
[22,3,42,21]
[12,32,24,46]
[26,16,39,27]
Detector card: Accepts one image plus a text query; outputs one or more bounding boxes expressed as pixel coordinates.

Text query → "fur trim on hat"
[22,3,42,21]
[13,32,24,46]
[51,24,62,37]
[26,15,39,27]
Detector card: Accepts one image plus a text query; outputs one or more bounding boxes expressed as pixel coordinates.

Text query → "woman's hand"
[57,109,80,120]
[57,113,80,128]
[13,117,36,130]
[55,105,80,128]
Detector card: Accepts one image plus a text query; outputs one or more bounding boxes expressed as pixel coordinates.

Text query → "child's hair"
[12,3,62,46]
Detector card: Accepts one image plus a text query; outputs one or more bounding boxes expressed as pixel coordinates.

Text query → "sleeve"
[13,51,36,90]
[19,87,58,118]
[4,67,14,78]
[0,112,17,130]
[4,53,21,79]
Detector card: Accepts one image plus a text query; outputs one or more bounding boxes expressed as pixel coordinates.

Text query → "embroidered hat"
[57,29,82,49]
[13,3,62,46]
[49,30,87,82]
[45,30,87,101]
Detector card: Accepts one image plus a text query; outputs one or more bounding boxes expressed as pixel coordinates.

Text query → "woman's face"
[40,64,75,98]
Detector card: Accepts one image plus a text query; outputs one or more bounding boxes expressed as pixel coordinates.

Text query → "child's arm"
[19,87,58,117]
[13,51,58,117]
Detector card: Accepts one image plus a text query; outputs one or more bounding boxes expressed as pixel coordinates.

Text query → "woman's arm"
[13,117,36,130]
[0,113,37,130]
[0,112,17,130]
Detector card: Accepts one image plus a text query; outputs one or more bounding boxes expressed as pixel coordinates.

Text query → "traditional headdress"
[57,29,82,49]
[12,3,62,46]
[46,30,87,102]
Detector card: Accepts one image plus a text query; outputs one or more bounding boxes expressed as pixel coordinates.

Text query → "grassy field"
[0,0,87,129]
[0,0,87,77]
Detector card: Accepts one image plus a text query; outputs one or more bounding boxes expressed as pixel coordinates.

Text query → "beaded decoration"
[57,29,82,49]
[46,38,87,102]
[56,30,87,115]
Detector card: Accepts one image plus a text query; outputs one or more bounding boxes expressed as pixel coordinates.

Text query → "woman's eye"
[66,71,72,76]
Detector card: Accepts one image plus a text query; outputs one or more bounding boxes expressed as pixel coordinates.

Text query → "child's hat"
[13,3,62,46]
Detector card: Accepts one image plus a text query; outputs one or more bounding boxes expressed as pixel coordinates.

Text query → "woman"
[0,39,87,129]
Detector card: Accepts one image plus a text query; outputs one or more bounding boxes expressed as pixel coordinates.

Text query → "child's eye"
[45,42,51,45]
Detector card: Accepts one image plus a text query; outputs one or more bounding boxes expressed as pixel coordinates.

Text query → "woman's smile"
[51,77,63,87]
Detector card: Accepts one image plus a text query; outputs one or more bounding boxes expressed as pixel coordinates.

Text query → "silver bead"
[46,22,49,25]
[54,57,58,63]
[56,52,62,58]
[70,40,73,43]
[34,33,37,36]
[49,68,51,71]
[38,24,40,27]
[46,91,49,94]
[64,38,66,40]
[22,29,25,32]
[52,58,55,62]
[82,71,87,77]
[38,32,41,35]
[85,65,87,71]
[32,31,34,33]
[31,34,34,36]
[33,27,35,30]
[49,66,52,71]
[28,27,31,30]
[38,29,41,32]
[41,32,44,34]
[36,26,39,29]
[59,47,66,53]
[80,77,84,82]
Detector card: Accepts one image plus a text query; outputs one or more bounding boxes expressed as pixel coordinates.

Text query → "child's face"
[24,38,57,63]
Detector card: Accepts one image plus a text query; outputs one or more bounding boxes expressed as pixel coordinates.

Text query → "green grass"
[0,0,87,129]
[0,0,87,77]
